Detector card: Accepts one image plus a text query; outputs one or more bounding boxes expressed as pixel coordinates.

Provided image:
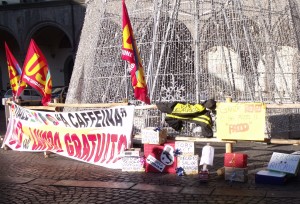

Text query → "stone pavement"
[1,109,300,203]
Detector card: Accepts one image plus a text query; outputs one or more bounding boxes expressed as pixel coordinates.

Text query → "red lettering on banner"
[29,127,38,150]
[46,131,54,150]
[117,134,127,154]
[41,131,49,150]
[52,132,63,152]
[33,129,46,150]
[10,121,23,149]
[65,134,74,156]
[101,133,111,163]
[81,134,91,161]
[71,134,82,158]
[112,134,128,163]
[62,132,128,164]
[106,134,118,164]
[87,134,96,161]
[229,123,249,133]
[94,133,105,162]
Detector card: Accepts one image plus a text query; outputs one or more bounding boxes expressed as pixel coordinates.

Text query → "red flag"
[4,42,26,97]
[18,39,52,106]
[121,0,150,104]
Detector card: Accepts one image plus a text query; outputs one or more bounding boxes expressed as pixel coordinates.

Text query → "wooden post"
[44,98,60,158]
[4,98,10,127]
[225,97,232,103]
[225,96,233,153]
[216,167,225,176]
[44,151,50,158]
[3,98,11,151]
[225,143,232,153]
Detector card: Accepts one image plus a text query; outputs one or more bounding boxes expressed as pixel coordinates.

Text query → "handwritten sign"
[175,141,194,155]
[141,127,167,144]
[122,157,145,172]
[178,155,199,175]
[216,102,266,141]
[267,152,300,175]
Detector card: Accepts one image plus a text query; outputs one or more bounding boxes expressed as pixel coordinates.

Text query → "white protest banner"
[2,103,135,169]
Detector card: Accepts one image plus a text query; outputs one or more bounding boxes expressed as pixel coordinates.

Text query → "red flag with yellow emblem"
[122,0,150,104]
[17,39,52,106]
[5,42,26,97]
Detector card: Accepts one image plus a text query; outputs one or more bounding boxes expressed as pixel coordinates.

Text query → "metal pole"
[194,0,200,103]
[147,0,162,93]
[150,0,180,99]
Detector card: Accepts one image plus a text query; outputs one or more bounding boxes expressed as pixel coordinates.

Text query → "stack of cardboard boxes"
[122,127,200,175]
[224,152,248,182]
[255,152,300,185]
[176,141,198,175]
[121,148,145,172]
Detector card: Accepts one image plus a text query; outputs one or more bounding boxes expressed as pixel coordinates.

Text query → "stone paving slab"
[28,178,59,186]
[52,180,135,189]
[266,191,300,198]
[180,186,214,195]
[131,183,182,193]
[0,176,35,184]
[213,188,266,197]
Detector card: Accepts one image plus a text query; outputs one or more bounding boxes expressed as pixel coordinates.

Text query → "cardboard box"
[122,156,145,172]
[144,141,177,173]
[175,141,195,155]
[255,170,286,185]
[141,127,167,145]
[224,153,248,168]
[225,167,248,182]
[199,170,209,182]
[122,148,143,157]
[177,155,199,175]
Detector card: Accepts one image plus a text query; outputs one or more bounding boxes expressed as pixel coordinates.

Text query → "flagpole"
[124,62,129,101]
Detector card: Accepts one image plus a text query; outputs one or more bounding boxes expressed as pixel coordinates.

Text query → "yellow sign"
[216,102,266,141]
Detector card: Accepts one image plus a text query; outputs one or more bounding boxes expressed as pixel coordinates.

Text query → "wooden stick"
[23,106,56,111]
[266,103,300,109]
[135,104,157,110]
[48,102,128,108]
[269,139,300,145]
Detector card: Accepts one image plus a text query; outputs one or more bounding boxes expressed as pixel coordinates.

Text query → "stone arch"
[199,9,261,101]
[63,55,74,86]
[0,26,21,90]
[26,21,73,48]
[25,21,73,87]
[257,13,300,102]
[140,17,195,102]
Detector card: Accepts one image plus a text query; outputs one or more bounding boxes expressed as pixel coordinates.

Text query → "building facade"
[0,0,86,91]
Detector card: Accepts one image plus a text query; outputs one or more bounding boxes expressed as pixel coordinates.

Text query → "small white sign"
[141,127,167,144]
[146,155,165,172]
[175,141,195,155]
[267,152,300,175]
[178,155,199,174]
[122,157,144,172]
